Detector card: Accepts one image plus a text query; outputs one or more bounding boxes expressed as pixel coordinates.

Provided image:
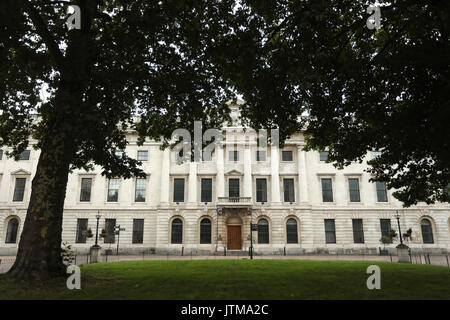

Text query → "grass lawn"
[0,259,449,300]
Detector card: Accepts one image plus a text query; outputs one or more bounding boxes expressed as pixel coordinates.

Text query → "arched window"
[286,218,298,244]
[421,219,434,244]
[200,218,212,244]
[257,219,269,244]
[5,218,19,244]
[171,218,183,244]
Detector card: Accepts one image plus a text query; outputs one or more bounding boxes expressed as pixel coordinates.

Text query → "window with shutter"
[137,150,148,161]
[80,178,92,202]
[348,178,360,202]
[135,178,147,202]
[171,218,183,244]
[132,219,144,244]
[256,178,267,202]
[229,179,240,198]
[380,219,391,239]
[321,178,333,202]
[76,219,88,243]
[104,219,116,244]
[421,219,434,244]
[13,178,26,202]
[201,178,212,203]
[107,179,120,202]
[173,178,185,202]
[286,218,298,244]
[283,179,295,203]
[258,219,269,244]
[324,219,336,244]
[200,219,212,244]
[376,181,388,202]
[282,151,293,161]
[20,150,30,160]
[5,218,19,244]
[319,151,329,161]
[352,219,365,243]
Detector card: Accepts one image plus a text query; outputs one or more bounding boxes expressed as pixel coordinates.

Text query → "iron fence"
[1,250,449,274]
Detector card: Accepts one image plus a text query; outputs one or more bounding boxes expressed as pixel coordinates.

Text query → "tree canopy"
[1,0,449,280]
[214,0,450,206]
[1,0,239,178]
[1,0,250,280]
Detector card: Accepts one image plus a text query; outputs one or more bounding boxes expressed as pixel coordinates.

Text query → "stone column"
[298,146,308,203]
[216,145,225,199]
[160,148,170,203]
[188,162,197,203]
[396,244,410,263]
[89,245,101,263]
[271,145,281,203]
[243,145,252,198]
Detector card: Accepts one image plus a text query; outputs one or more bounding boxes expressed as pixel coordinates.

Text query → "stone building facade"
[0,106,449,255]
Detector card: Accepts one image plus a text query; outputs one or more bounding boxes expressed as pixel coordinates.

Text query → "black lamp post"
[395,211,403,245]
[94,212,101,247]
[249,221,254,260]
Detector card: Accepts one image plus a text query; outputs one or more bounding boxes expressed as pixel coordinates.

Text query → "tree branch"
[23,0,65,69]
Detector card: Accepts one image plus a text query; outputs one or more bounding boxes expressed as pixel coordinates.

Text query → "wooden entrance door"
[227,225,241,250]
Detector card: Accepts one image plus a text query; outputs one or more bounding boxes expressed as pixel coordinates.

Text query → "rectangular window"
[376,181,388,202]
[282,150,293,161]
[80,178,92,202]
[283,178,295,203]
[104,219,116,244]
[348,178,361,202]
[75,219,88,244]
[13,178,26,202]
[132,219,144,244]
[201,178,213,203]
[135,178,147,202]
[107,179,120,202]
[229,178,240,198]
[380,219,391,239]
[137,150,148,161]
[115,150,124,158]
[352,219,365,244]
[229,150,239,161]
[256,150,266,161]
[256,178,267,202]
[321,178,333,202]
[324,219,336,244]
[319,151,329,161]
[0,150,3,160]
[173,178,185,202]
[20,150,30,160]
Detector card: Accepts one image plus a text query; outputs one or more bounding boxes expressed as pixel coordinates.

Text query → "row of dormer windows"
[0,149,387,163]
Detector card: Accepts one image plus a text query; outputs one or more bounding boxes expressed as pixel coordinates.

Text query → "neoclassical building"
[1,106,449,255]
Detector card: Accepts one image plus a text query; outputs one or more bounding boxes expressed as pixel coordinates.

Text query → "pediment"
[225,169,243,176]
[11,169,31,175]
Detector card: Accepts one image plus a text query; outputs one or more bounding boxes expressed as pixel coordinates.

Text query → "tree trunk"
[7,91,78,281]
